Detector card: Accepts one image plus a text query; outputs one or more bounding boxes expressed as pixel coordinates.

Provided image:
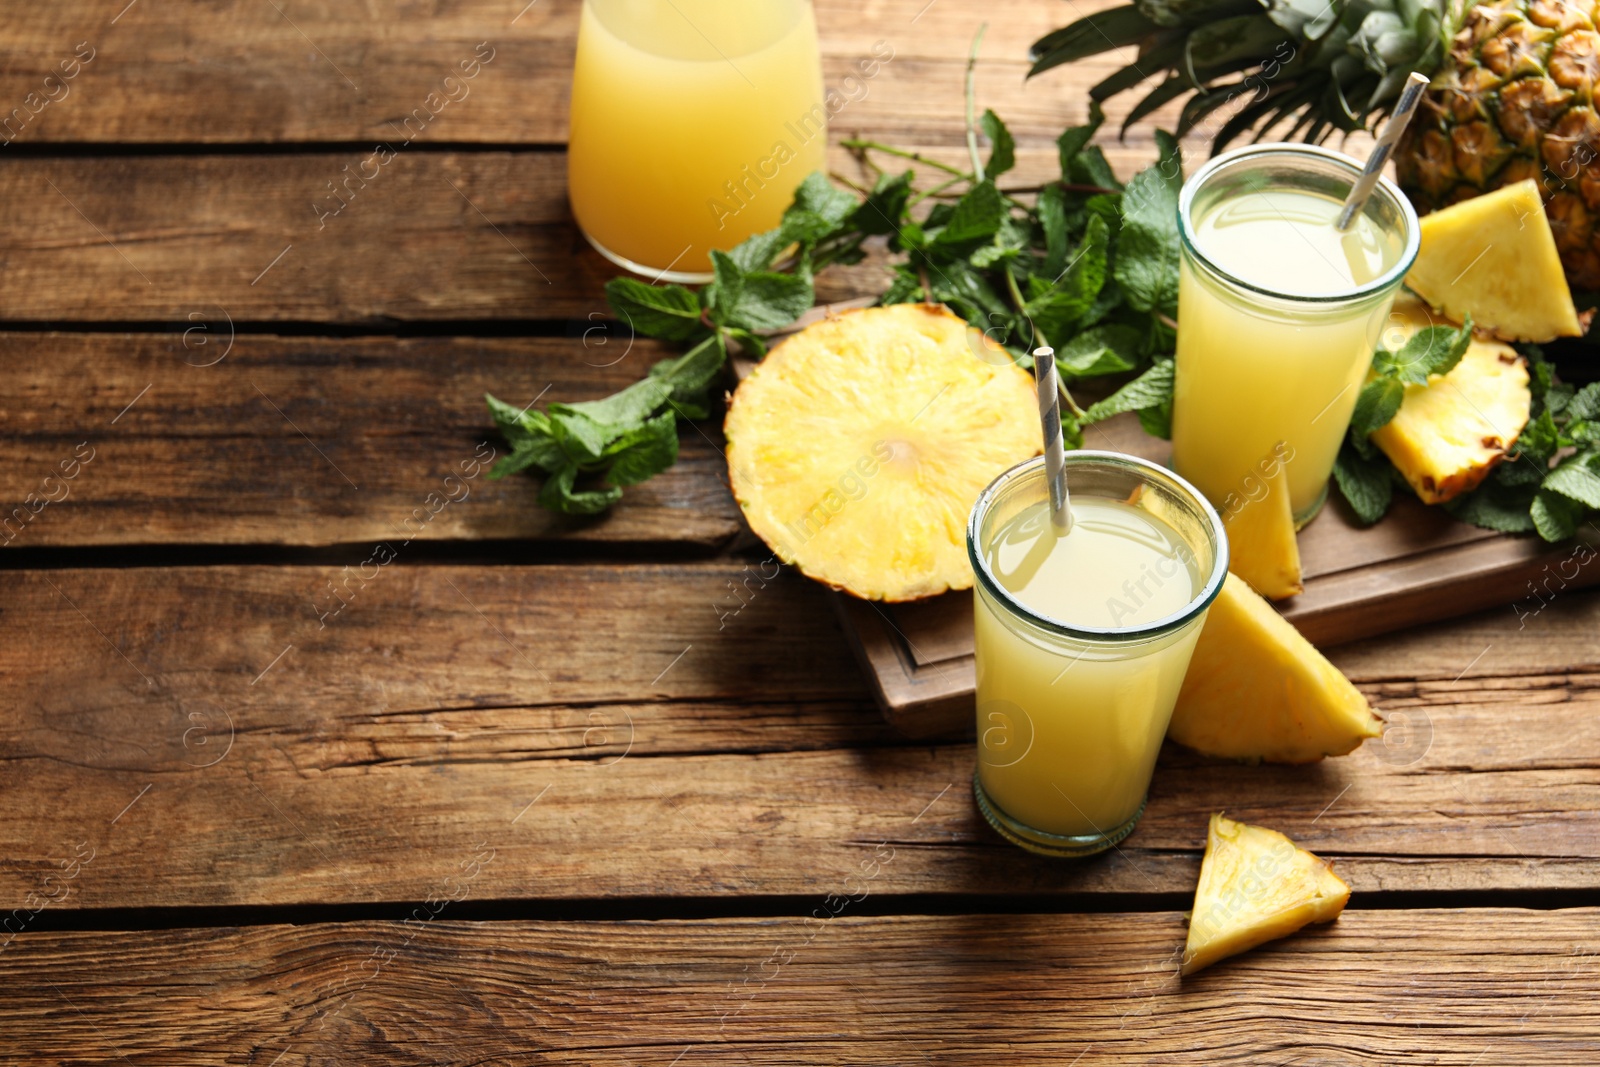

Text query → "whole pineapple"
[1030,0,1600,289]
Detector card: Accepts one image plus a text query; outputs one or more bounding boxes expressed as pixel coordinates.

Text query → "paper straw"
[1032,347,1072,531]
[1336,72,1430,231]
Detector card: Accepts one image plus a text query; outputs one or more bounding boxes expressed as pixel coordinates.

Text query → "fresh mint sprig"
[488,97,1184,515]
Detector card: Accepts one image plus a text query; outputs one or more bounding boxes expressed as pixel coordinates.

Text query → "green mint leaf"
[1542,454,1600,509]
[729,224,791,273]
[928,262,1010,324]
[1061,407,1085,451]
[1526,346,1555,401]
[1113,160,1180,315]
[1136,399,1173,439]
[538,464,623,516]
[553,376,672,432]
[707,251,813,332]
[881,267,925,306]
[1068,145,1121,193]
[1520,408,1564,464]
[1567,382,1600,421]
[1332,440,1393,524]
[1053,323,1139,380]
[488,445,556,479]
[893,219,928,252]
[603,410,679,487]
[1445,478,1538,534]
[980,108,1016,179]
[1350,376,1405,438]
[1083,358,1174,423]
[791,171,858,228]
[1027,214,1110,343]
[485,393,543,448]
[650,331,727,398]
[1037,183,1069,278]
[604,278,704,341]
[1385,319,1472,385]
[1531,489,1583,542]
[1057,101,1106,178]
[852,171,914,237]
[934,180,1005,246]
[547,409,610,463]
[723,327,768,359]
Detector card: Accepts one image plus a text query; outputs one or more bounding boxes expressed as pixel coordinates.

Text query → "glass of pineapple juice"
[1171,144,1420,526]
[969,452,1227,858]
[567,0,828,283]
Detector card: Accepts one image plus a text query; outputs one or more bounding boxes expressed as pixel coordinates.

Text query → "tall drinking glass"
[567,0,827,283]
[1171,144,1420,526]
[969,452,1227,858]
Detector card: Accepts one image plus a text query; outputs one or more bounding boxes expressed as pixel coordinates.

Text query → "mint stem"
[964,24,990,182]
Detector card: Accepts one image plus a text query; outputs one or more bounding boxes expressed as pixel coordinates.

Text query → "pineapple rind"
[1398,0,1600,293]
[1169,574,1383,763]
[1405,180,1582,342]
[725,304,1040,602]
[1181,813,1351,976]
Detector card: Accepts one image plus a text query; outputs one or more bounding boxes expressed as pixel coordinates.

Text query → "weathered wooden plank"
[2,564,1598,906]
[2,911,1597,1065]
[0,0,1163,146]
[0,153,602,321]
[0,332,741,547]
[0,145,1163,323]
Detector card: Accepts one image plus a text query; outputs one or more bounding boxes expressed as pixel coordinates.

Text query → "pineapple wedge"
[1405,179,1584,343]
[725,304,1040,601]
[1372,298,1532,505]
[1221,445,1301,601]
[1182,813,1350,976]
[1169,573,1382,763]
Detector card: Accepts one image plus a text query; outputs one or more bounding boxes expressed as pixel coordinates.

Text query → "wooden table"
[1,2,1597,1062]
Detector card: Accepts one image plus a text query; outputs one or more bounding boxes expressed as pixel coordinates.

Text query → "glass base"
[579,228,713,285]
[1293,481,1329,531]
[973,771,1145,858]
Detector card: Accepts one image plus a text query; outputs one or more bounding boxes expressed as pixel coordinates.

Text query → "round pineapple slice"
[726,304,1041,601]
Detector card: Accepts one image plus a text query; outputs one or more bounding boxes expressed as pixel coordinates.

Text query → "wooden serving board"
[833,412,1600,738]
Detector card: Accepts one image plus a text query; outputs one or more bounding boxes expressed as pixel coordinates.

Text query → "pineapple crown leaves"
[1029,0,1456,148]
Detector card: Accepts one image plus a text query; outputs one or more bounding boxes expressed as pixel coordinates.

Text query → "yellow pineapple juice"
[1171,145,1419,524]
[969,454,1226,857]
[568,0,827,280]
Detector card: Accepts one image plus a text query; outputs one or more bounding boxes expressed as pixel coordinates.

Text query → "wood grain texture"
[0,0,1160,147]
[0,332,740,547]
[2,910,1597,1065]
[2,563,1599,906]
[0,144,1164,323]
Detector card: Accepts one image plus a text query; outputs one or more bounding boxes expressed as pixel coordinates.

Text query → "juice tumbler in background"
[1171,144,1420,526]
[969,453,1228,858]
[567,0,827,282]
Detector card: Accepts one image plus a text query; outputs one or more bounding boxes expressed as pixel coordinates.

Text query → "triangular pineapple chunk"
[1169,573,1382,762]
[1371,297,1531,504]
[1182,813,1350,976]
[1406,179,1583,343]
[1221,446,1301,601]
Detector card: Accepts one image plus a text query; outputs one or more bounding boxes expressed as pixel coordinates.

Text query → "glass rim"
[966,451,1229,643]
[1177,142,1421,306]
